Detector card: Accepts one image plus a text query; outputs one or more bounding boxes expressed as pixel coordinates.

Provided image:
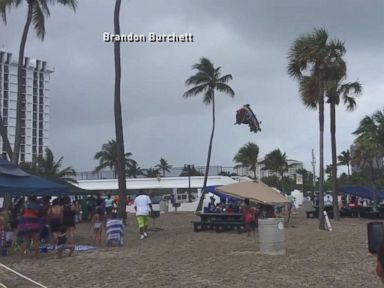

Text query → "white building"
[0,51,52,162]
[239,159,303,180]
[74,176,240,212]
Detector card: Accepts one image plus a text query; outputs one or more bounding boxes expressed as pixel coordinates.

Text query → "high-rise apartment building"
[0,50,52,162]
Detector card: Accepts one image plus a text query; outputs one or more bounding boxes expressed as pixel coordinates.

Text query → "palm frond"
[192,57,215,75]
[36,0,50,17]
[32,2,46,40]
[56,0,78,10]
[185,72,210,86]
[0,0,22,24]
[215,83,235,97]
[203,89,214,105]
[298,76,318,109]
[183,84,208,98]
[218,74,233,83]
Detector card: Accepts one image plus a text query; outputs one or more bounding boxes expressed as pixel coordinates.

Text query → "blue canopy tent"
[338,185,384,201]
[0,159,69,197]
[205,185,242,204]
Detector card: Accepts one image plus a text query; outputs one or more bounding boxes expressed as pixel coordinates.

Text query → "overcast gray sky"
[0,0,383,174]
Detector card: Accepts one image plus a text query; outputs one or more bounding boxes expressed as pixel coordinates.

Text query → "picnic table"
[192,213,245,233]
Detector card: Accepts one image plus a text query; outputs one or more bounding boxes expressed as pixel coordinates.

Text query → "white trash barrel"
[258,218,286,255]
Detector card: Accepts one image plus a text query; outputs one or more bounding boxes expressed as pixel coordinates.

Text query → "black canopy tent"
[0,159,69,197]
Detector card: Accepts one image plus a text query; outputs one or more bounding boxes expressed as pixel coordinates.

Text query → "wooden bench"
[192,221,214,232]
[213,221,245,233]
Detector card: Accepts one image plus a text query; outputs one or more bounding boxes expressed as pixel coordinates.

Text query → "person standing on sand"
[90,208,104,246]
[241,198,255,237]
[62,196,79,245]
[105,194,114,219]
[133,191,153,240]
[48,198,63,248]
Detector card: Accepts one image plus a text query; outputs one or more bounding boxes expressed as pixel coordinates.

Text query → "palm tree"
[353,110,384,207]
[326,66,362,220]
[20,147,77,183]
[126,162,143,178]
[179,166,203,176]
[155,158,172,177]
[1,0,77,164]
[288,28,346,229]
[183,57,235,212]
[233,142,259,180]
[338,150,352,176]
[261,149,289,193]
[112,0,127,219]
[94,140,136,178]
[143,168,160,178]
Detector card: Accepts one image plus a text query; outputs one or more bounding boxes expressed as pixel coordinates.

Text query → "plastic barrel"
[368,222,384,254]
[258,218,286,255]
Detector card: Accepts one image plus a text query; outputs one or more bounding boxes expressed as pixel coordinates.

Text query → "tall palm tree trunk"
[280,171,285,193]
[0,116,13,160]
[113,0,127,219]
[347,164,350,176]
[13,2,33,164]
[196,91,215,212]
[318,83,325,230]
[330,102,340,220]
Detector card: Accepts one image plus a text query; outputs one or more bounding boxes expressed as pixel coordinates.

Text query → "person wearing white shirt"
[133,192,153,240]
[105,194,114,218]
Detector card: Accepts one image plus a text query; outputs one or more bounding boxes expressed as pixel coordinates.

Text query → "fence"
[75,166,251,181]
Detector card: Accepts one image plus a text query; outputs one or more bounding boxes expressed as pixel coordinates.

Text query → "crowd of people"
[206,196,279,236]
[0,195,79,258]
[0,194,127,258]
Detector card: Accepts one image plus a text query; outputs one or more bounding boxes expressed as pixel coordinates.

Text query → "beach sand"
[0,204,380,288]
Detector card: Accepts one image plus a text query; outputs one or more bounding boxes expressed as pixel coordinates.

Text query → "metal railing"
[75,166,251,181]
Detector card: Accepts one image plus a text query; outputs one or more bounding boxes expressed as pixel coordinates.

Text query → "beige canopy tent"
[216,181,288,205]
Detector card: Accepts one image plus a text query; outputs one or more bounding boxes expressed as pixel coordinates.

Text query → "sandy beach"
[0,204,381,288]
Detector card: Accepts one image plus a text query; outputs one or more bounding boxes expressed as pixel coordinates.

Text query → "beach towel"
[106,219,124,245]
[41,244,96,252]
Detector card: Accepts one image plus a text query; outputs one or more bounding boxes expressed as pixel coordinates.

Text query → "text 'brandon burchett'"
[103,32,194,43]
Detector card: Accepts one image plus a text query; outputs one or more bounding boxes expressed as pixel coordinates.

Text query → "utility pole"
[311,149,316,195]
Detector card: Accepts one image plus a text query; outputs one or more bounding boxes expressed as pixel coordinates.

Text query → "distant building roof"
[74,176,237,191]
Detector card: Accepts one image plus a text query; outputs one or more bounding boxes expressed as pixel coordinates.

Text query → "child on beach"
[57,226,75,259]
[90,208,103,246]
